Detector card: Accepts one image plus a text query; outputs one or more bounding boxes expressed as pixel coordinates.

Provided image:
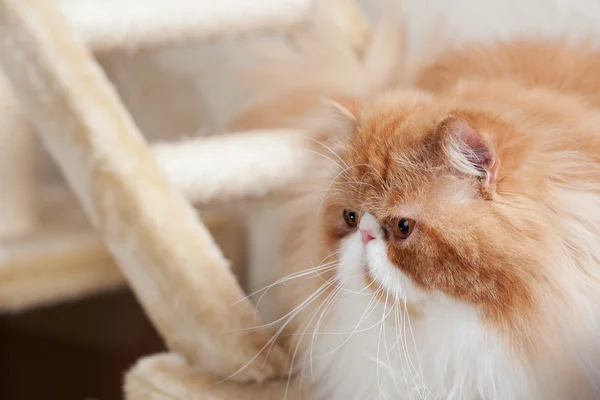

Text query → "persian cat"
[235,18,600,400]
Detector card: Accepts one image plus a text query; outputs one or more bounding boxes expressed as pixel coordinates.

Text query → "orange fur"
[244,38,600,399]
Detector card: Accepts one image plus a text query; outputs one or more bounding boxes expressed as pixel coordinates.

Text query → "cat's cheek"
[365,241,428,303]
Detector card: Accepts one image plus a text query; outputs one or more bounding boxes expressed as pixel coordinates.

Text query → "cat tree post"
[0,73,37,239]
[0,0,286,381]
[58,0,312,53]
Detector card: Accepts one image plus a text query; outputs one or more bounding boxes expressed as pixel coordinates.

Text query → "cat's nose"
[360,229,375,245]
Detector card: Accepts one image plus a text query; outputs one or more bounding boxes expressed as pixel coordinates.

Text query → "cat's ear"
[439,115,500,186]
[321,97,361,123]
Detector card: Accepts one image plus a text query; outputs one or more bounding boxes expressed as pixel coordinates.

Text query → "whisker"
[217,275,339,385]
[403,298,430,399]
[284,277,343,400]
[376,294,389,399]
[235,251,340,306]
[318,287,383,357]
[315,163,368,217]
[309,281,344,378]
[303,148,345,171]
[242,267,339,332]
[382,292,402,398]
[302,135,349,170]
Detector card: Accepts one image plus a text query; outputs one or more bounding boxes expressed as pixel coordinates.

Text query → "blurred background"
[2,0,600,398]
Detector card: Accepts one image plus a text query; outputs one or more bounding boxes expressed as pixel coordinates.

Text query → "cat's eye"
[343,209,358,228]
[393,218,416,240]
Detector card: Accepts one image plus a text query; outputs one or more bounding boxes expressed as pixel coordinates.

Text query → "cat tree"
[0,0,370,398]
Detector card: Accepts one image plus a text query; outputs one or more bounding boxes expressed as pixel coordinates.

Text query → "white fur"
[240,1,600,398]
[297,159,600,399]
[302,213,538,400]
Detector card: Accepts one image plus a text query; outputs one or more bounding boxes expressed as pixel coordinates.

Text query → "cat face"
[321,91,547,326]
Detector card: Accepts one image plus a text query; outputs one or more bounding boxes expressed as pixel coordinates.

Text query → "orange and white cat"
[237,21,600,400]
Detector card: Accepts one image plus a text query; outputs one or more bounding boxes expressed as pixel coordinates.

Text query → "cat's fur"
[238,23,600,400]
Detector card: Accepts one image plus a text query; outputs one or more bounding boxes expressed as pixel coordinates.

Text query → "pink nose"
[360,229,375,245]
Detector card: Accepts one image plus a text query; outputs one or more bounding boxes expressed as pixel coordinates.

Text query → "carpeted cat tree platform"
[0,0,370,397]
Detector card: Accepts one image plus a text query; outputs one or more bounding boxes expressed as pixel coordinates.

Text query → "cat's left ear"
[321,97,361,124]
[439,115,500,186]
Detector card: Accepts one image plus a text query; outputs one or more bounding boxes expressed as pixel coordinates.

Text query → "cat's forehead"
[338,105,480,217]
[342,168,472,222]
[348,97,449,158]
[340,153,444,220]
[342,108,443,185]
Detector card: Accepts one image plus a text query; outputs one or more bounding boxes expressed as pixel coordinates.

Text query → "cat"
[235,21,600,400]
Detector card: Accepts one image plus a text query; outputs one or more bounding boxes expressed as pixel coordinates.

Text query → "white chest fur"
[307,290,540,400]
